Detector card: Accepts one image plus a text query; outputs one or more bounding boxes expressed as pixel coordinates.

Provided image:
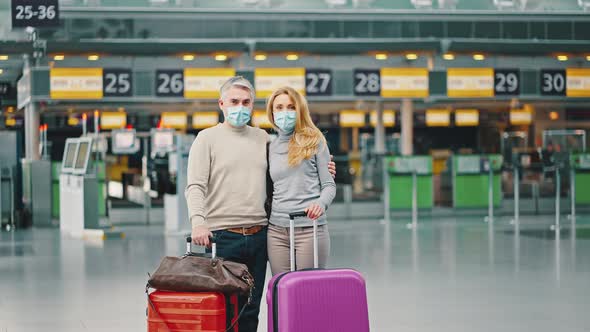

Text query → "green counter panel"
[98,181,106,217]
[574,173,590,205]
[95,162,106,217]
[389,175,433,209]
[52,161,107,218]
[453,174,502,208]
[52,162,61,219]
[52,182,60,219]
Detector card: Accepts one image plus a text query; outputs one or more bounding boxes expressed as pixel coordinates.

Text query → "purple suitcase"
[266,212,370,332]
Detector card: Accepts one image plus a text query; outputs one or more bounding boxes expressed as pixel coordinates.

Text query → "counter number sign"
[12,0,60,28]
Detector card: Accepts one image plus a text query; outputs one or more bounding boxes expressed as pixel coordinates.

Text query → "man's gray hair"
[220,76,255,101]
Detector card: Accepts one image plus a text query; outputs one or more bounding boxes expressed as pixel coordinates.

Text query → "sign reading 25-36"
[11,0,60,28]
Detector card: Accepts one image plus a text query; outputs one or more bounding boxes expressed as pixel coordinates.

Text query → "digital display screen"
[153,131,174,150]
[63,142,78,168]
[74,142,90,170]
[114,131,135,149]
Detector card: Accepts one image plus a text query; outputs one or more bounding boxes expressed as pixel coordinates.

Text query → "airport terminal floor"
[2,214,590,332]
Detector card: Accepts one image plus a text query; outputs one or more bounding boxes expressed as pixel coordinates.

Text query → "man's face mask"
[225,105,251,127]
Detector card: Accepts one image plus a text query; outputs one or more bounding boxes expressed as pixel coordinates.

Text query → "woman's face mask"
[272,93,297,133]
[274,110,297,133]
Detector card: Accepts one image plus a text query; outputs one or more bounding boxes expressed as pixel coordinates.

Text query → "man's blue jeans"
[207,227,268,332]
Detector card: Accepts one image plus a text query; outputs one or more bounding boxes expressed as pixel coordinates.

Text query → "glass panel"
[474,22,500,39]
[343,21,370,38]
[201,20,236,38]
[529,22,545,39]
[237,20,267,38]
[419,21,444,38]
[284,21,312,38]
[372,21,402,38]
[502,22,527,39]
[314,21,341,38]
[547,22,572,40]
[401,21,419,38]
[448,22,472,38]
[574,22,590,40]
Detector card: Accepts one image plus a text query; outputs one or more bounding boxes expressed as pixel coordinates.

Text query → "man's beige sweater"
[185,123,269,231]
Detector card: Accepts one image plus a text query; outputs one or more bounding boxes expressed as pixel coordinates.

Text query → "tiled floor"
[2,214,590,332]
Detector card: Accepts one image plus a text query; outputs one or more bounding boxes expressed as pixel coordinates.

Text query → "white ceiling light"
[325,0,347,8]
[411,0,433,9]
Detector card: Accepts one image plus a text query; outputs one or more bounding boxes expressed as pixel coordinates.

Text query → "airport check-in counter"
[570,153,590,205]
[22,159,52,227]
[385,156,433,210]
[452,155,503,208]
[59,137,99,237]
[157,130,194,234]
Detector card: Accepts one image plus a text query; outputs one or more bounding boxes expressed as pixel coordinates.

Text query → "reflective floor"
[2,214,590,332]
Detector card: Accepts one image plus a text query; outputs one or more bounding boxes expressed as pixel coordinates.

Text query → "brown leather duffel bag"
[147,236,254,296]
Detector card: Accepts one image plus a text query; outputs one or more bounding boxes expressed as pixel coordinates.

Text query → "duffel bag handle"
[186,235,217,259]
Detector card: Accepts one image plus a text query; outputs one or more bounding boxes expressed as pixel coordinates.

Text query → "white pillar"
[375,101,386,154]
[401,99,413,156]
[22,55,40,161]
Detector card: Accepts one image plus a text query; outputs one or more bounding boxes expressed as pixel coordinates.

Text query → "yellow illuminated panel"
[369,110,395,127]
[510,109,532,125]
[426,109,451,127]
[455,109,479,126]
[50,68,103,99]
[67,116,80,126]
[184,68,236,99]
[192,112,219,129]
[380,68,429,98]
[100,112,127,129]
[339,110,366,128]
[255,68,306,98]
[161,112,188,129]
[447,68,494,98]
[566,68,590,97]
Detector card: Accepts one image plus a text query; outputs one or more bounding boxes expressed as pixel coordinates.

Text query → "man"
[186,76,334,332]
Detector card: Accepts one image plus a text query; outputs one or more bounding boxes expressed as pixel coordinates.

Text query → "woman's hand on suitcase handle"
[191,225,213,247]
[305,203,324,220]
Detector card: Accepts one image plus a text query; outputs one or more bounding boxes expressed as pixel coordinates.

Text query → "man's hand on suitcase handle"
[191,225,214,247]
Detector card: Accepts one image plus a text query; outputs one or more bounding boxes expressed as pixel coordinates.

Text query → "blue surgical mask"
[274,111,297,133]
[225,105,251,127]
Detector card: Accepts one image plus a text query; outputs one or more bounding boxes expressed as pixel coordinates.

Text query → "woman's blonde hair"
[266,87,326,167]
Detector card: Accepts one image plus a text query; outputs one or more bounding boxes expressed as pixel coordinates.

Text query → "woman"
[266,86,336,275]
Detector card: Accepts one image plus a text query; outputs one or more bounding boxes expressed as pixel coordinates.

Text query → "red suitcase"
[147,291,238,332]
[147,237,239,332]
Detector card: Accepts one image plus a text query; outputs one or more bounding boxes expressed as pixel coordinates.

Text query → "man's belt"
[226,225,265,236]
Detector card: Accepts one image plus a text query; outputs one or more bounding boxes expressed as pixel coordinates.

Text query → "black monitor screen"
[63,142,78,168]
[74,142,90,170]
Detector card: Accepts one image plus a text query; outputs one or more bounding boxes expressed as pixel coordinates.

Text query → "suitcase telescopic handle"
[289,212,308,219]
[288,211,319,272]
[185,235,217,259]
